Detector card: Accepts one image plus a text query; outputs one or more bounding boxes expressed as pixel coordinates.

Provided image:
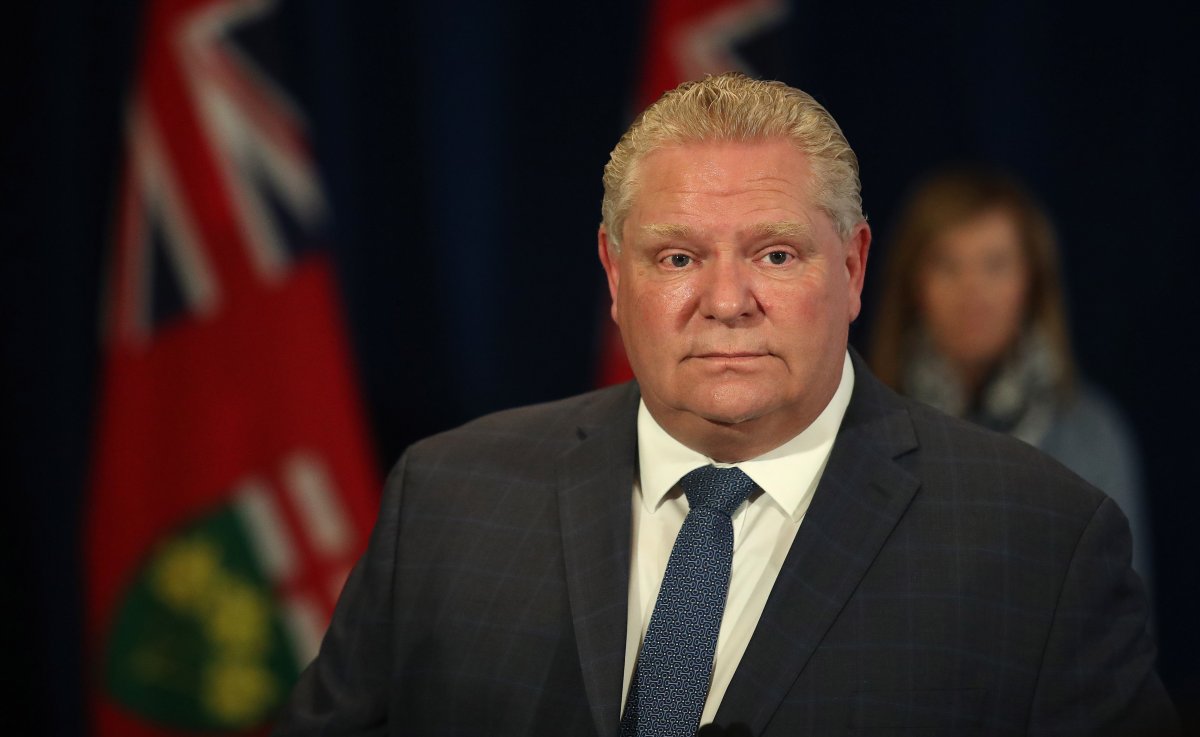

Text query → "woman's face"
[916,208,1031,371]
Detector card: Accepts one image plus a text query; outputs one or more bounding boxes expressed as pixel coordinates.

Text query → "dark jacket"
[276,359,1176,736]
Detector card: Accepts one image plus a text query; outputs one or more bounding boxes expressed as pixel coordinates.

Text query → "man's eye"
[764,251,792,265]
[665,254,692,268]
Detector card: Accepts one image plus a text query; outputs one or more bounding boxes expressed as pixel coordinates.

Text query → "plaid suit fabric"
[276,357,1176,737]
[716,387,1174,736]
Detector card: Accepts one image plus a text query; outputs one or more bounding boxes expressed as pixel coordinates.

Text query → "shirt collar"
[636,352,855,521]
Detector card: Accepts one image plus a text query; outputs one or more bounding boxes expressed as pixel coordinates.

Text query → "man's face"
[599,139,869,456]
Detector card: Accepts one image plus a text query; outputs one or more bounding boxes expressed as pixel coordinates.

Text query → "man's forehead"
[630,140,815,202]
[618,139,825,246]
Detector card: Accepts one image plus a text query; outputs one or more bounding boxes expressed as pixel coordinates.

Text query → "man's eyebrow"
[640,223,694,240]
[639,222,812,240]
[748,221,811,239]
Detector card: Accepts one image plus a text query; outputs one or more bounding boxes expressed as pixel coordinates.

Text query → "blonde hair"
[601,72,864,248]
[869,167,1076,393]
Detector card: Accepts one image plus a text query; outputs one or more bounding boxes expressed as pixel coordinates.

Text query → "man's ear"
[845,221,871,322]
[598,225,621,324]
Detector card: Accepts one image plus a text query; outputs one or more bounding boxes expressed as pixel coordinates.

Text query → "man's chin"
[684,396,775,429]
[647,380,792,432]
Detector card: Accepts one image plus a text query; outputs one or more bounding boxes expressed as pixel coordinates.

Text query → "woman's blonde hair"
[601,72,864,248]
[869,167,1075,393]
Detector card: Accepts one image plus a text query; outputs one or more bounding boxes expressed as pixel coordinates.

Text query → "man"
[276,73,1176,736]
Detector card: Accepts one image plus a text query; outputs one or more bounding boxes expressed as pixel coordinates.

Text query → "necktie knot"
[679,465,756,517]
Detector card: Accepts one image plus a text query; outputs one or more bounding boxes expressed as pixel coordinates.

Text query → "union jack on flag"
[106,0,330,338]
[87,1,378,735]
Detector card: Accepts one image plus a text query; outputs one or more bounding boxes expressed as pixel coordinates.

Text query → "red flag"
[596,0,789,386]
[86,1,378,735]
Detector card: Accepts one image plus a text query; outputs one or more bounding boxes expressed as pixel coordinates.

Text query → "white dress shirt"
[621,352,855,725]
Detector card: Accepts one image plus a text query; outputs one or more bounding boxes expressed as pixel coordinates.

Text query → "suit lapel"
[557,383,640,737]
[714,365,921,734]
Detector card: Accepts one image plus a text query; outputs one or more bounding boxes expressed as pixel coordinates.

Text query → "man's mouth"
[690,352,769,360]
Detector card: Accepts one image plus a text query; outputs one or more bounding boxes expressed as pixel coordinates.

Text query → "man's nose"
[699,258,757,323]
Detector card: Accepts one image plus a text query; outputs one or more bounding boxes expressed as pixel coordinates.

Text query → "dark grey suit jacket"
[275,361,1176,736]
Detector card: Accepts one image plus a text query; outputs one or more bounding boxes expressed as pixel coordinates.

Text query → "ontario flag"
[596,0,790,385]
[85,1,378,735]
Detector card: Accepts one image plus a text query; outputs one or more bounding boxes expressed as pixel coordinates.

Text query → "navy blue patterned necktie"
[620,465,757,737]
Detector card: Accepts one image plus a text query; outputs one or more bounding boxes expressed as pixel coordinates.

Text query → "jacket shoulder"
[400,382,639,476]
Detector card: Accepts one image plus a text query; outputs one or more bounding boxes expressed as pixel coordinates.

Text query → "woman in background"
[870,167,1153,584]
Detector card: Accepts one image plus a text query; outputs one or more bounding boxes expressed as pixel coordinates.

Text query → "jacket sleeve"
[1028,496,1178,736]
[272,454,409,736]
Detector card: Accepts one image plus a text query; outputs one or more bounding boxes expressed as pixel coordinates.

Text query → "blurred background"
[4,0,1197,735]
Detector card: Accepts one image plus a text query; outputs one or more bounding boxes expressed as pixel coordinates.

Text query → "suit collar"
[714,354,921,734]
[556,381,640,737]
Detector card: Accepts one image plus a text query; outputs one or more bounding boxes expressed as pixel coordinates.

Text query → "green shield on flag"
[103,502,305,730]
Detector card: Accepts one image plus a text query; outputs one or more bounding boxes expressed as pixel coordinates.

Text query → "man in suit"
[276,73,1176,736]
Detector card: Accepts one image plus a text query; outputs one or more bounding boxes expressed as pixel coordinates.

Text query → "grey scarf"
[903,329,1063,447]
